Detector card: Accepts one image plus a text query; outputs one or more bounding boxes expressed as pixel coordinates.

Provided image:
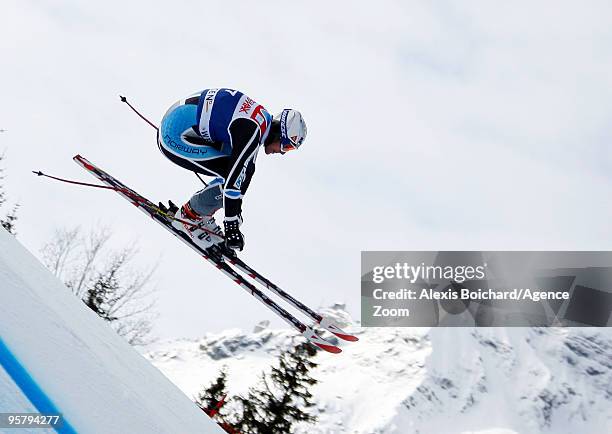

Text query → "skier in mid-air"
[157,88,307,253]
[70,91,353,352]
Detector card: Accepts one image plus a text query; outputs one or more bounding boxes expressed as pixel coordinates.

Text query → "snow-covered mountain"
[147,304,612,434]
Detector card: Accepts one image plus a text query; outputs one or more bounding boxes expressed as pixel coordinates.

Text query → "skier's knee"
[190,181,223,216]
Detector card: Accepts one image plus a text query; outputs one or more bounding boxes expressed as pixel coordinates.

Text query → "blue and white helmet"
[274,109,307,153]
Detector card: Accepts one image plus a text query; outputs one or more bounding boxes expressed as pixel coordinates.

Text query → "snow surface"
[0,365,54,434]
[0,229,222,433]
[147,305,612,434]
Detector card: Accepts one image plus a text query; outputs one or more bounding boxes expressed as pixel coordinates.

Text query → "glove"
[224,216,244,251]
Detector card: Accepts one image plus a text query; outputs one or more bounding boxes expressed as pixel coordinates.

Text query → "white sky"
[1,1,611,339]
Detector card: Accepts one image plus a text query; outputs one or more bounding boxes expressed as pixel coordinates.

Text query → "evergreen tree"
[0,204,18,234]
[84,267,120,322]
[235,343,318,433]
[196,369,242,434]
[0,153,18,235]
[82,250,130,323]
[196,368,229,415]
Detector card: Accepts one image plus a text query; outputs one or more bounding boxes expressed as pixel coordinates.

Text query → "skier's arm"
[238,160,256,195]
[223,118,261,221]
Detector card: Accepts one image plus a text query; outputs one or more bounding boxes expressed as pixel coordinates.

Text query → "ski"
[158,201,358,342]
[224,255,358,342]
[73,155,341,354]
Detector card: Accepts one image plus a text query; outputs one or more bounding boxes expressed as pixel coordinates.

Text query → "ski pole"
[119,95,158,132]
[119,95,207,186]
[33,170,119,191]
[32,170,218,235]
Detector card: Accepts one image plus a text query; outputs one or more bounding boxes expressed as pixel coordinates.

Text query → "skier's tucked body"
[157,88,306,252]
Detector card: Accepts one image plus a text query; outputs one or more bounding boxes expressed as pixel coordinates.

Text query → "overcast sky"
[1,1,611,339]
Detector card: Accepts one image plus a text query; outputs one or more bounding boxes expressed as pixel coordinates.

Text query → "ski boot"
[170,202,223,251]
[200,215,238,260]
[199,215,224,244]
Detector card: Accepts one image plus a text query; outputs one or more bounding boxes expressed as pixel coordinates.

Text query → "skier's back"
[157,88,307,253]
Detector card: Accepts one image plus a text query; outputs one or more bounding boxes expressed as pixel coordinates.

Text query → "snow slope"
[0,365,54,434]
[148,305,612,434]
[0,228,222,434]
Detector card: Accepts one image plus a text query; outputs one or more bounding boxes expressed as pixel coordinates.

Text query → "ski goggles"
[280,139,299,154]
